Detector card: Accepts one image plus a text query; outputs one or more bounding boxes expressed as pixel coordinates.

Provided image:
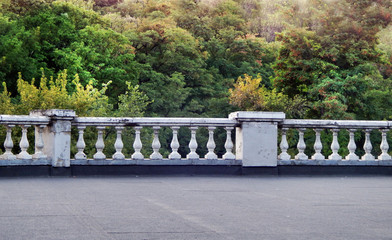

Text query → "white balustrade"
[67,117,392,165]
[113,126,125,160]
[3,110,392,167]
[70,116,238,162]
[93,126,106,160]
[312,128,325,160]
[150,126,163,160]
[279,119,392,163]
[2,125,15,160]
[75,126,87,160]
[205,127,217,160]
[0,120,49,160]
[223,127,235,160]
[187,127,199,160]
[278,128,291,160]
[17,125,32,160]
[361,129,374,161]
[32,125,46,159]
[132,126,144,160]
[345,129,359,160]
[295,128,308,160]
[169,126,181,160]
[378,129,390,160]
[71,124,236,161]
[328,129,341,160]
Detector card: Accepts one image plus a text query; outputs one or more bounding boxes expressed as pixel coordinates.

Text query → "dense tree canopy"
[0,0,391,120]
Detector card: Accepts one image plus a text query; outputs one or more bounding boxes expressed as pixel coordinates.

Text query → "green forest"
[1,0,392,120]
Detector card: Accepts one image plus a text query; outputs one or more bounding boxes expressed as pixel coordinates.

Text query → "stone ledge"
[30,109,76,117]
[229,111,285,122]
[281,119,390,129]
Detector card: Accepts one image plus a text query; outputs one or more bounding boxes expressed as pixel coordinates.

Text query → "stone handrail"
[74,117,238,127]
[0,115,50,125]
[281,119,390,129]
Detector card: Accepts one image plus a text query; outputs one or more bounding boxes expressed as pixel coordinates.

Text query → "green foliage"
[2,0,392,160]
[274,28,337,97]
[229,74,307,118]
[1,0,392,122]
[0,82,14,114]
[1,70,149,117]
[117,82,151,117]
[273,0,392,119]
[0,1,137,105]
[13,70,113,116]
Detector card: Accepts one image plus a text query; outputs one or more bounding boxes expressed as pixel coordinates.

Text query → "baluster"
[75,126,87,160]
[345,129,359,160]
[361,129,375,161]
[223,127,235,160]
[150,126,162,160]
[132,126,144,160]
[328,129,341,160]
[378,129,390,160]
[312,128,325,160]
[32,125,46,159]
[278,128,291,160]
[2,125,16,160]
[93,126,106,160]
[187,127,199,160]
[205,126,217,159]
[295,128,308,160]
[169,126,181,160]
[17,125,32,160]
[113,126,125,160]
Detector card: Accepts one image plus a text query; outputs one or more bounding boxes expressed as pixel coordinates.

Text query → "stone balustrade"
[278,119,392,166]
[0,114,50,165]
[71,117,239,165]
[0,110,391,169]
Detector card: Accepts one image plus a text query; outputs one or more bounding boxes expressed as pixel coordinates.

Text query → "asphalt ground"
[0,176,391,240]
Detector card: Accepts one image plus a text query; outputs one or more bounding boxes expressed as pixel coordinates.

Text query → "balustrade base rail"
[1,165,391,177]
[278,160,392,166]
[277,165,392,176]
[3,159,392,167]
[71,159,242,166]
[0,159,51,166]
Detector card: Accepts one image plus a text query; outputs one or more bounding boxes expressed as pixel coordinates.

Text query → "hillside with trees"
[1,0,391,120]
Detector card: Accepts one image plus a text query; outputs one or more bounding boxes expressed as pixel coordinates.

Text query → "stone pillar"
[229,112,285,167]
[30,109,76,167]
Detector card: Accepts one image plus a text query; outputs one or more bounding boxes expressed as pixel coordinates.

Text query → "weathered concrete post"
[30,109,76,167]
[229,112,285,167]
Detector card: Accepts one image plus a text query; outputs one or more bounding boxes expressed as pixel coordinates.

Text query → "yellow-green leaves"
[0,82,14,114]
[15,70,106,115]
[229,74,306,118]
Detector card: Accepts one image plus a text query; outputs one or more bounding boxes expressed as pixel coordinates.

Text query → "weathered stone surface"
[282,119,389,129]
[30,110,75,167]
[236,122,279,166]
[229,111,285,122]
[232,111,285,166]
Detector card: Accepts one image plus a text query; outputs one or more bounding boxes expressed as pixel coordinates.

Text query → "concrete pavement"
[0,176,391,240]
